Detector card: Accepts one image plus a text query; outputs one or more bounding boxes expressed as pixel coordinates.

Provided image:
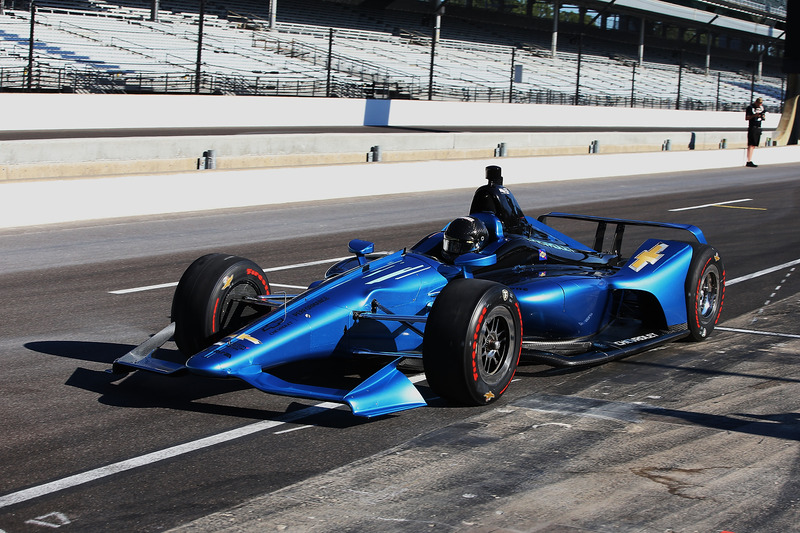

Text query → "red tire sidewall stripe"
[211,297,220,334]
[471,307,488,382]
[247,268,270,295]
[717,268,726,324]
[498,300,523,397]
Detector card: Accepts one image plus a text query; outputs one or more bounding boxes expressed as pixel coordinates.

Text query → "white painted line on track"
[261,256,353,272]
[274,425,314,435]
[109,281,305,294]
[669,198,753,211]
[726,258,800,286]
[716,327,800,339]
[109,282,177,295]
[0,401,337,509]
[108,253,392,294]
[108,255,357,295]
[0,372,429,509]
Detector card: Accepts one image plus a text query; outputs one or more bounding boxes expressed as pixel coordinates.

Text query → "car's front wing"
[110,322,426,417]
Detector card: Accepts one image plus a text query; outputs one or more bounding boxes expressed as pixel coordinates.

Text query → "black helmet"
[443,216,489,258]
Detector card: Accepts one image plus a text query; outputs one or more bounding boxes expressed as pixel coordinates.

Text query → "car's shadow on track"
[26,339,137,365]
[514,361,590,378]
[24,340,378,429]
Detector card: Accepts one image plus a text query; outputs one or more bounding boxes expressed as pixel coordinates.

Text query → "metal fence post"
[27,2,36,91]
[194,0,204,94]
[574,32,583,105]
[508,47,516,103]
[326,28,333,97]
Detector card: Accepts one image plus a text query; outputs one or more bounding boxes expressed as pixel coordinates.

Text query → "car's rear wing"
[537,212,707,257]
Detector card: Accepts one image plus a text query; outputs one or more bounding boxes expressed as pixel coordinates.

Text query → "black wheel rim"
[219,281,263,332]
[477,308,515,383]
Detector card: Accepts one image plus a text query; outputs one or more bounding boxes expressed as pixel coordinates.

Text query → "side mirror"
[348,239,375,265]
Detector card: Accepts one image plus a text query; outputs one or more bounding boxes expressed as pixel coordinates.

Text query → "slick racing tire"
[685,244,725,341]
[423,278,522,406]
[171,253,271,357]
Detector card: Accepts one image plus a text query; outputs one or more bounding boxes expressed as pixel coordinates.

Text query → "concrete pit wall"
[0,94,779,181]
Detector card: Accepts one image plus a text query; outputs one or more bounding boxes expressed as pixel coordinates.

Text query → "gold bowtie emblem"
[629,243,668,272]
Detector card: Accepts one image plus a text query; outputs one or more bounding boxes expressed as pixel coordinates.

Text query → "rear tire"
[171,254,270,357]
[423,279,522,406]
[685,245,725,341]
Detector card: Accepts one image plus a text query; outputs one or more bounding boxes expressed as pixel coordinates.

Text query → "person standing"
[745,97,765,167]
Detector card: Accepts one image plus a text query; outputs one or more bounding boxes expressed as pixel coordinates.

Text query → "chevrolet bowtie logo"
[629,243,668,272]
[235,333,262,345]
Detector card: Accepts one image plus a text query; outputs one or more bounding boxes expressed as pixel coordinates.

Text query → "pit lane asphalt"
[1,163,799,532]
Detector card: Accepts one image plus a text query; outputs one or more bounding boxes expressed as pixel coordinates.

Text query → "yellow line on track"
[714,204,767,210]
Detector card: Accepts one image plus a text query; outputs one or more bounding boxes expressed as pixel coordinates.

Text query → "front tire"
[686,245,725,341]
[423,279,522,406]
[171,254,271,357]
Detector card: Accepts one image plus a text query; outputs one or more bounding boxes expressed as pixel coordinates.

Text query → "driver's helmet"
[443,216,489,259]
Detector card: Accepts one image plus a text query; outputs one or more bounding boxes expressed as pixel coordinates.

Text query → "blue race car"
[113,165,725,417]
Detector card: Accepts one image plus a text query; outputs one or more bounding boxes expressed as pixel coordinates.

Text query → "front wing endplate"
[236,357,426,417]
[111,322,186,375]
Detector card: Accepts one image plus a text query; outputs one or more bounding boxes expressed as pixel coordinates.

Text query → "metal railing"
[0,64,408,98]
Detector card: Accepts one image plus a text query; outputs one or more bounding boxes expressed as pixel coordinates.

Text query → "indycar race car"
[113,165,725,417]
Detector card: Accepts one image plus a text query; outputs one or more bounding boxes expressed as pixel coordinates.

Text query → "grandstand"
[0,0,789,110]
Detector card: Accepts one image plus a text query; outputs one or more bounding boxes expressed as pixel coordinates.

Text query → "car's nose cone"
[185,349,236,376]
